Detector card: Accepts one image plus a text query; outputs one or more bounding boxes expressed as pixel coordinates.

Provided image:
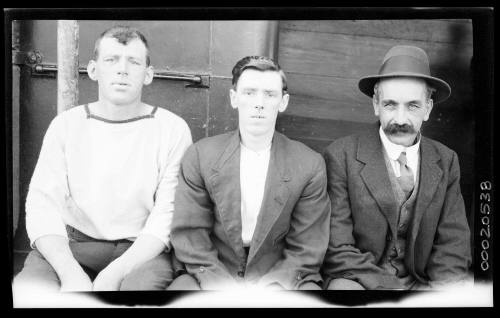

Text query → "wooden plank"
[12,65,20,235]
[279,20,473,45]
[276,114,374,141]
[287,73,361,104]
[278,29,473,79]
[286,94,375,123]
[284,72,472,123]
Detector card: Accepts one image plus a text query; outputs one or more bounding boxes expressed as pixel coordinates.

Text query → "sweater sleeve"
[140,118,193,248]
[25,115,70,248]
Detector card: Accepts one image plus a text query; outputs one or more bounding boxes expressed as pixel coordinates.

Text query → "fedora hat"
[358,45,451,103]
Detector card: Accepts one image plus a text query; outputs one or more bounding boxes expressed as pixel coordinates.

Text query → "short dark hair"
[231,56,288,93]
[93,26,151,66]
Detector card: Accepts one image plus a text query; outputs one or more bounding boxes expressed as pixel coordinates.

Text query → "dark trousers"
[13,226,174,291]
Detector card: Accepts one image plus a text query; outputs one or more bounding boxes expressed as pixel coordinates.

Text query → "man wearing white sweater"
[13,26,192,292]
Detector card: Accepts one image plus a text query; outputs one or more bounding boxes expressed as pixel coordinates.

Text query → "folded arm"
[25,117,91,291]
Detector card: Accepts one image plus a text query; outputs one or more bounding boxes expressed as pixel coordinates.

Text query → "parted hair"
[93,26,151,66]
[231,56,288,93]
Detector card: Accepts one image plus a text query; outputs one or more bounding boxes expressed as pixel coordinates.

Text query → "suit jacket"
[321,123,471,289]
[171,130,331,290]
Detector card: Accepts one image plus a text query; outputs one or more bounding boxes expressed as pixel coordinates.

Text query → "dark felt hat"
[358,45,451,103]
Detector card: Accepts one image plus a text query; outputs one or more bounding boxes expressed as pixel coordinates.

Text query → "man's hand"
[92,258,128,291]
[93,234,167,291]
[34,235,93,292]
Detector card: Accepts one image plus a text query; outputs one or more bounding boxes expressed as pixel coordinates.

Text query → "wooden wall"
[12,19,475,256]
[276,19,475,229]
[13,20,278,252]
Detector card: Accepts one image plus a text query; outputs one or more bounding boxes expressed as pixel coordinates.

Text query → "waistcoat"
[379,149,420,288]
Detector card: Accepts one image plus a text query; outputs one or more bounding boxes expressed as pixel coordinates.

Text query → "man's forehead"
[238,69,283,88]
[98,37,146,52]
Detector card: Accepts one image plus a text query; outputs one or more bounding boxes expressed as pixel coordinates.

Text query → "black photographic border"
[3,5,494,309]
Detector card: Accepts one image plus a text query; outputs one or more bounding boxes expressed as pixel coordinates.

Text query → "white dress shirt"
[239,142,271,246]
[379,126,420,184]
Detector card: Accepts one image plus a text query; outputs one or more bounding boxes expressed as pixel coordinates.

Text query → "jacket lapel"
[247,132,291,263]
[407,137,443,271]
[209,131,246,259]
[358,124,399,237]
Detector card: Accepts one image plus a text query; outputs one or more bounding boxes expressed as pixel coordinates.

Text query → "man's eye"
[266,92,277,98]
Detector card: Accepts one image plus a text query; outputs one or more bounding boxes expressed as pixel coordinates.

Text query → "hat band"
[379,55,431,76]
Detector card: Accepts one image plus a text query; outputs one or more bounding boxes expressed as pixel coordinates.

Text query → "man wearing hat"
[321,45,471,290]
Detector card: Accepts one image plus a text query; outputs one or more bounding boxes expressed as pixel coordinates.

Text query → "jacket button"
[238,271,244,277]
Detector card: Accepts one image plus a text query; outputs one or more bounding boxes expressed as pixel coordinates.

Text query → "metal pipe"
[57,20,79,114]
[33,63,203,84]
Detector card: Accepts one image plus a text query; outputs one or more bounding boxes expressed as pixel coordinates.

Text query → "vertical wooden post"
[11,20,21,236]
[57,20,79,113]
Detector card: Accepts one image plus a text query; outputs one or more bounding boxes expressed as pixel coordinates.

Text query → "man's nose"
[393,105,408,124]
[254,93,265,110]
[116,58,129,75]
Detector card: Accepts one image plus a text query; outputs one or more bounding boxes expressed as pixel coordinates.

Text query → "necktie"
[397,151,414,198]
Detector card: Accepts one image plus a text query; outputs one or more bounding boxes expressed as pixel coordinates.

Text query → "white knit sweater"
[25,105,192,249]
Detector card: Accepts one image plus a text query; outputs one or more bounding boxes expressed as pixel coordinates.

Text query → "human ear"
[372,97,380,116]
[278,93,289,113]
[229,88,238,109]
[87,60,97,81]
[143,65,154,86]
[423,99,434,121]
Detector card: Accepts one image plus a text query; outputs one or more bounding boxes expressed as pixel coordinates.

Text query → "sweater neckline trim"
[84,104,158,124]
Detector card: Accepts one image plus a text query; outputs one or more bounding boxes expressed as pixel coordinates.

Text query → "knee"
[120,255,174,291]
[13,251,60,293]
[167,274,201,290]
[298,281,322,290]
[327,278,365,290]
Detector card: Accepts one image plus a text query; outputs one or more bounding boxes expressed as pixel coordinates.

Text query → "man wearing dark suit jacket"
[168,56,331,290]
[322,45,471,290]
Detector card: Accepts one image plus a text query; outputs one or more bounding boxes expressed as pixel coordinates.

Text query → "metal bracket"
[154,70,210,88]
[12,49,43,66]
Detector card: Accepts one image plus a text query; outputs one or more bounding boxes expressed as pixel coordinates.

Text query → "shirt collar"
[379,125,420,161]
[240,141,272,156]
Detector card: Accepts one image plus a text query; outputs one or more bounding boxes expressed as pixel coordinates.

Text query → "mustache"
[384,123,416,135]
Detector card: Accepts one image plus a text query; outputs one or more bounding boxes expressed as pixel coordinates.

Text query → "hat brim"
[358,73,451,104]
